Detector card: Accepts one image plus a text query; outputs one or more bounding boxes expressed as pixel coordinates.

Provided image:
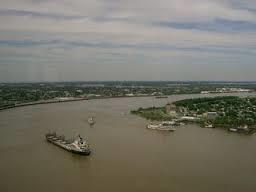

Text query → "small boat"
[228,126,250,134]
[88,116,95,125]
[162,121,177,126]
[179,122,186,126]
[146,124,159,130]
[204,124,214,128]
[45,132,91,155]
[228,128,238,132]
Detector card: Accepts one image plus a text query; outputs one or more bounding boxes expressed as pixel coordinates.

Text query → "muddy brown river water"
[0,93,256,192]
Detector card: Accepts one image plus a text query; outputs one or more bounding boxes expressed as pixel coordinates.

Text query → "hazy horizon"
[2,80,256,84]
[1,0,256,82]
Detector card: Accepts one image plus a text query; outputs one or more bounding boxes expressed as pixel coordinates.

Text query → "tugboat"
[45,132,91,155]
[88,116,95,126]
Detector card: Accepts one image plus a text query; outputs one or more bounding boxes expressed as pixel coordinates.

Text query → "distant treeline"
[174,96,238,107]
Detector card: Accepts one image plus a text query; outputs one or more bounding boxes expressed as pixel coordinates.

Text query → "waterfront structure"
[166,103,176,113]
[165,103,177,118]
[181,116,198,121]
[169,111,178,118]
[201,91,210,94]
[203,112,218,120]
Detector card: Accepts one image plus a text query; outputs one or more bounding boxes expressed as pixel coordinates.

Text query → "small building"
[201,91,210,94]
[76,89,83,93]
[169,111,178,118]
[178,107,188,115]
[151,92,163,96]
[165,103,176,114]
[203,112,218,120]
[125,93,134,97]
[181,116,198,121]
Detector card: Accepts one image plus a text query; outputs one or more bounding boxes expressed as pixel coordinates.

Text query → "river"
[0,93,256,192]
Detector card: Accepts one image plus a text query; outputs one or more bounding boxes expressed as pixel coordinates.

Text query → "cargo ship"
[45,132,91,155]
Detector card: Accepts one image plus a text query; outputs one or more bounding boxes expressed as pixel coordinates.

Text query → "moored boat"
[228,126,251,134]
[146,123,176,132]
[204,124,214,128]
[228,128,238,132]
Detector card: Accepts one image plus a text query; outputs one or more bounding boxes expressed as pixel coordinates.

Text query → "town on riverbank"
[1,81,256,110]
[131,96,256,134]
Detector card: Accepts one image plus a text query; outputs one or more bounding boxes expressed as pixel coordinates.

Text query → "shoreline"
[0,95,155,111]
[132,96,256,134]
[1,92,255,112]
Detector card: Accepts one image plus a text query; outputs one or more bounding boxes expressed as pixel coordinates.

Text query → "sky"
[0,0,256,82]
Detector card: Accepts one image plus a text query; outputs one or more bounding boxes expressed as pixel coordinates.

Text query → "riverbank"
[0,98,86,111]
[0,95,156,111]
[1,92,256,113]
[131,96,256,134]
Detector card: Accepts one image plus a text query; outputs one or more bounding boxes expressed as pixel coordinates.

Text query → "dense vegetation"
[131,96,256,133]
[174,96,237,113]
[174,96,256,127]
[131,107,171,121]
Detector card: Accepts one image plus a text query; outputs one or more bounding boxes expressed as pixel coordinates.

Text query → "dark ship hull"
[46,134,91,156]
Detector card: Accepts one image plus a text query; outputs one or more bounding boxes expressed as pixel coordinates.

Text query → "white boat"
[205,124,214,128]
[162,121,176,126]
[88,117,95,125]
[228,128,238,132]
[179,122,186,126]
[146,124,159,130]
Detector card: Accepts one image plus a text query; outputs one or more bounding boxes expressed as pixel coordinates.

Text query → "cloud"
[155,19,256,33]
[0,0,256,81]
[0,9,85,20]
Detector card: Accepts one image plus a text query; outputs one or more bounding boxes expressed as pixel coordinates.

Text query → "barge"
[45,132,91,155]
[155,96,168,99]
